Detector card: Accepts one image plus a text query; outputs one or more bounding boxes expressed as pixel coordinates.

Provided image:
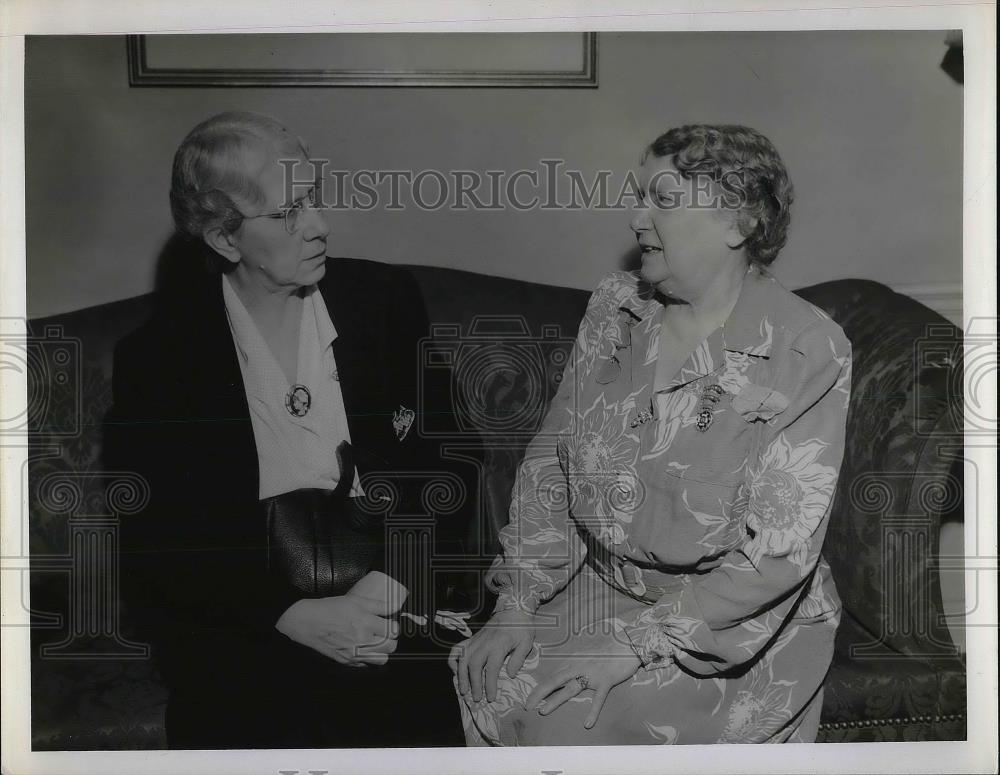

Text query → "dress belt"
[586,544,725,605]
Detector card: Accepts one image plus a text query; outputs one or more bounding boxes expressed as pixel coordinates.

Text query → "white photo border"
[2,2,995,774]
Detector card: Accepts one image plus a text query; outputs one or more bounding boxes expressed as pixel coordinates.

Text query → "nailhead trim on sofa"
[818,712,965,731]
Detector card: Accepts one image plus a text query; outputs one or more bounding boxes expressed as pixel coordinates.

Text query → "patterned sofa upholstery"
[26,262,965,749]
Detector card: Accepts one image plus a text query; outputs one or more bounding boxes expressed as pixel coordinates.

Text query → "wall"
[25,31,962,319]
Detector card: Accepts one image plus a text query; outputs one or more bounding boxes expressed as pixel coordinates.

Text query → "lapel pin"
[393,405,416,441]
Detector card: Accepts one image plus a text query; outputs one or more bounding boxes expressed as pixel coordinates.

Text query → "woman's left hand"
[523,629,642,729]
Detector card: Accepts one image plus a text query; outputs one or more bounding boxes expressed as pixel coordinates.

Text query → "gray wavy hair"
[644,124,794,266]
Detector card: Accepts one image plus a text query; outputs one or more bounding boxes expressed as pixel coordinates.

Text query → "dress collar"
[718,266,775,357]
[221,277,338,401]
[621,266,777,393]
[222,278,338,366]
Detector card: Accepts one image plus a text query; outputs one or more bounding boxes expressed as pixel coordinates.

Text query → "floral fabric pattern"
[742,434,838,570]
[465,267,852,745]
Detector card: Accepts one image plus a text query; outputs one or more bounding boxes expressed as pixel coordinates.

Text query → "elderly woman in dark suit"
[105,111,471,749]
[452,125,852,745]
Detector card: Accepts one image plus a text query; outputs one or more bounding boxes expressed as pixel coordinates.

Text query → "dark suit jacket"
[104,256,476,687]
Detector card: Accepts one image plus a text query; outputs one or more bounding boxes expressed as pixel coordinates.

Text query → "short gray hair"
[169,111,309,272]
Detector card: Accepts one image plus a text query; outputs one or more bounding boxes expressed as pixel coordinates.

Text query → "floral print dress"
[457,267,853,745]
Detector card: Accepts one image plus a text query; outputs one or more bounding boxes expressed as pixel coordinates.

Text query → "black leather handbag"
[262,442,390,598]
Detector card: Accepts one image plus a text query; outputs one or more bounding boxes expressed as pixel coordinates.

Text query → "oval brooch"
[285,384,312,417]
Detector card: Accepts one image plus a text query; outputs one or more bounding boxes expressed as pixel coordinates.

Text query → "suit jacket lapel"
[168,271,260,496]
[320,268,390,476]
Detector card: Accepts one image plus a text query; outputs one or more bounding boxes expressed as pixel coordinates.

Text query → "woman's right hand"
[448,607,536,703]
[276,595,399,667]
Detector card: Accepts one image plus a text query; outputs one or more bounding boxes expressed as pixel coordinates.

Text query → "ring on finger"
[575,674,592,690]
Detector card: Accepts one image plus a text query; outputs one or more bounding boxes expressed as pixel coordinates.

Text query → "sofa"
[25,260,966,749]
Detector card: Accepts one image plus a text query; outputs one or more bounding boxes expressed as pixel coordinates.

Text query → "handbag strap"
[331,440,355,500]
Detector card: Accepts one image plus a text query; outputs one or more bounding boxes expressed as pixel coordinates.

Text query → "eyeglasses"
[240,186,320,235]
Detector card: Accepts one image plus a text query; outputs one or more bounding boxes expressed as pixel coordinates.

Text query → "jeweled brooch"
[630,408,654,428]
[695,383,725,432]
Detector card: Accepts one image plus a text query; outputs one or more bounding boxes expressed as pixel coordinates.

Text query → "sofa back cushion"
[402,263,589,562]
[796,280,963,658]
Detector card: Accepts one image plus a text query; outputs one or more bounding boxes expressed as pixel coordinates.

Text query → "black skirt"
[163,473,467,749]
[164,624,465,749]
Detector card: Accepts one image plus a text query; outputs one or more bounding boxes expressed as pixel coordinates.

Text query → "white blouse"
[222,275,363,500]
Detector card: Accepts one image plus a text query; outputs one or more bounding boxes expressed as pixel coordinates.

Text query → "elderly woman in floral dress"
[449,124,852,745]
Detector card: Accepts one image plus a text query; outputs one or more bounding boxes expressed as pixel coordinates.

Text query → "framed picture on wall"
[127,32,598,87]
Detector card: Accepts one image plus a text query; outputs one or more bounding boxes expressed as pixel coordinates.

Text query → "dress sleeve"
[619,317,852,675]
[485,275,623,615]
